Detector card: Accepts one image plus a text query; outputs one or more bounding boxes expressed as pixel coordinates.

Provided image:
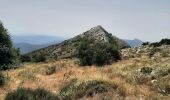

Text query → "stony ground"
[0,45,170,100]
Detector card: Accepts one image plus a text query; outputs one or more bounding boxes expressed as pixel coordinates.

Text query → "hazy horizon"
[0,0,170,42]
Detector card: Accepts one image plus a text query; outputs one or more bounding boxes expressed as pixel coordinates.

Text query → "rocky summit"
[27,25,129,59]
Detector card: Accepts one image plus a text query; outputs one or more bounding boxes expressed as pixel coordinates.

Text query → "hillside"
[1,45,170,99]
[27,25,129,59]
[125,39,143,47]
[14,41,63,54]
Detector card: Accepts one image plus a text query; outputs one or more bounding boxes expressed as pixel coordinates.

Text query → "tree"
[0,21,20,70]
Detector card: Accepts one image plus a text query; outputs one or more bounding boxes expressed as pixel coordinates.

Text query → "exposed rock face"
[81,25,109,42]
[27,25,129,59]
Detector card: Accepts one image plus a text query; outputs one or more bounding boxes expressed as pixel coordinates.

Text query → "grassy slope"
[0,46,170,100]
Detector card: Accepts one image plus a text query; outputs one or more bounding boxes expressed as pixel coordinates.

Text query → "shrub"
[20,55,31,62]
[159,38,170,45]
[142,42,150,46]
[0,72,5,86]
[5,88,60,100]
[45,66,56,75]
[140,67,153,75]
[149,38,170,47]
[32,53,47,62]
[76,38,121,66]
[59,79,117,99]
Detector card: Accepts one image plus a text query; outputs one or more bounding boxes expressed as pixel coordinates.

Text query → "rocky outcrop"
[121,45,170,60]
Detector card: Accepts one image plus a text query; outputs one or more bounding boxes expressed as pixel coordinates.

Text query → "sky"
[0,0,170,42]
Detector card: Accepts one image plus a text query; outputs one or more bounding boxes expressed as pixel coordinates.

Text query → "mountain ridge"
[27,25,129,59]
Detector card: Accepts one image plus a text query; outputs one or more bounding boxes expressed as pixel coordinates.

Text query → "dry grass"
[0,50,170,100]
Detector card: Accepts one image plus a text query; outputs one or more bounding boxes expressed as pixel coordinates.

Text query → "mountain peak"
[89,25,108,34]
[91,25,104,30]
[82,25,109,42]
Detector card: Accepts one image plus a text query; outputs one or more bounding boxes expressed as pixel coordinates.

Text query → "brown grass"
[0,54,170,100]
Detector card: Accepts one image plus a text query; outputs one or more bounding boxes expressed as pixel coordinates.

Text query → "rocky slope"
[27,25,129,59]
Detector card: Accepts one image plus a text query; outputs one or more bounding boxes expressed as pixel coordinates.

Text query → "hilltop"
[27,25,129,59]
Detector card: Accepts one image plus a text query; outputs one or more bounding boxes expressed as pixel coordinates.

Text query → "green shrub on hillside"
[76,38,121,66]
[149,38,170,47]
[59,79,117,99]
[32,53,47,62]
[45,66,56,75]
[0,21,20,70]
[20,55,32,62]
[5,88,60,100]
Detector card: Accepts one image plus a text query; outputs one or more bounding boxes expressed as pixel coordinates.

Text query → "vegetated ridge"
[27,25,129,59]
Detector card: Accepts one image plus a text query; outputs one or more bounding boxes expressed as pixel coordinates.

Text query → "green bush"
[149,38,170,47]
[76,38,121,66]
[20,55,32,62]
[59,79,117,99]
[5,88,60,100]
[0,21,20,70]
[140,67,153,75]
[142,42,150,46]
[0,72,5,86]
[32,53,47,62]
[45,66,56,75]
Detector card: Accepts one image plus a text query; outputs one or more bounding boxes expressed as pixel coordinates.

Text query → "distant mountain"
[12,35,65,54]
[14,43,45,54]
[11,35,65,44]
[125,39,143,47]
[27,25,130,59]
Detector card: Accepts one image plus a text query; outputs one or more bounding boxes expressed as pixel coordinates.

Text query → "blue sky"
[0,0,170,42]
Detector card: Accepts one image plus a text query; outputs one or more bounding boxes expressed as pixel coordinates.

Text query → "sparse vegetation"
[18,70,36,81]
[5,88,60,100]
[0,21,170,99]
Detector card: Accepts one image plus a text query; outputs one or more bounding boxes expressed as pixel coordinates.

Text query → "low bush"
[140,67,153,75]
[45,66,56,75]
[32,53,47,62]
[20,55,31,62]
[59,79,117,99]
[5,88,60,100]
[142,42,150,46]
[149,38,170,47]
